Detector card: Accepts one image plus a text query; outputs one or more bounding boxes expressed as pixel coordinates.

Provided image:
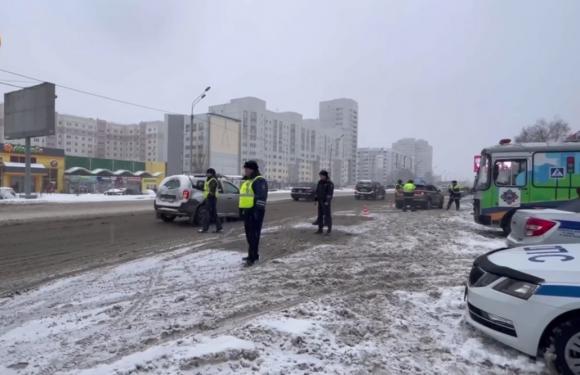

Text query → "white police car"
[466,244,580,374]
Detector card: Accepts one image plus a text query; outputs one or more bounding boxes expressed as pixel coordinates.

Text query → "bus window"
[475,154,490,190]
[494,160,527,187]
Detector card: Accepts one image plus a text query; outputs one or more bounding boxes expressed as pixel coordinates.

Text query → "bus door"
[492,158,529,211]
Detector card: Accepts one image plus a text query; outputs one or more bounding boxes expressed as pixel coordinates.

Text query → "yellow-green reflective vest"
[203,177,219,199]
[403,183,416,193]
[239,176,264,208]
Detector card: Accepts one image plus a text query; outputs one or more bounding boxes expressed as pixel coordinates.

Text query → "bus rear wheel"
[501,210,516,236]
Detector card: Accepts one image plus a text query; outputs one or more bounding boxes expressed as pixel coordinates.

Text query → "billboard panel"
[208,115,240,175]
[4,82,56,139]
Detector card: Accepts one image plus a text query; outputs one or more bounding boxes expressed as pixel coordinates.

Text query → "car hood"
[487,245,580,284]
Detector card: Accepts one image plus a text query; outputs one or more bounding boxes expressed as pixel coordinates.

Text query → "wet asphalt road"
[0,195,392,296]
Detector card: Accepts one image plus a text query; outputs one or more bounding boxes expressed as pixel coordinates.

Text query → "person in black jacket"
[239,160,268,267]
[315,170,334,234]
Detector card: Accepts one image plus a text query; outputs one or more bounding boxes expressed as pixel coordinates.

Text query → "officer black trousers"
[403,192,416,211]
[447,197,460,210]
[203,196,222,231]
[317,202,332,230]
[244,208,265,261]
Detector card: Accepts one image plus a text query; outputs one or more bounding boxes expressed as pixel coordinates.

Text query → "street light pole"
[189,86,211,175]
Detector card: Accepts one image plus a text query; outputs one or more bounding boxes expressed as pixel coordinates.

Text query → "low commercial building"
[63,156,166,194]
[0,143,65,193]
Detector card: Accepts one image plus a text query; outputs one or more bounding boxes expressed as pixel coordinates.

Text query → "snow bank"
[0,193,155,205]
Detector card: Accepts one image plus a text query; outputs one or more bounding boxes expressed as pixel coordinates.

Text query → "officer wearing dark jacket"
[199,168,223,233]
[315,170,334,234]
[239,160,268,267]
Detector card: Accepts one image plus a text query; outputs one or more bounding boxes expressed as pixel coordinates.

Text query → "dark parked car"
[395,184,444,209]
[354,180,386,200]
[291,182,316,201]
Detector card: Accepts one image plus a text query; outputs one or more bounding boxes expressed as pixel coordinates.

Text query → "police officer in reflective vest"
[199,168,223,233]
[402,179,416,212]
[239,160,268,267]
[447,180,462,211]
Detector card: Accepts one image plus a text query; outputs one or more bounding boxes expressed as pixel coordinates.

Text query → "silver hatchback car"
[154,174,240,225]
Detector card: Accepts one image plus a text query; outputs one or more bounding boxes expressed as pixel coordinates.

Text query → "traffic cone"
[361,206,369,216]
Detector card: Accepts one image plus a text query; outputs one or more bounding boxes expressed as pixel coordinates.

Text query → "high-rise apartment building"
[319,98,358,185]
[392,138,433,179]
[356,147,414,185]
[209,97,357,186]
[0,106,167,163]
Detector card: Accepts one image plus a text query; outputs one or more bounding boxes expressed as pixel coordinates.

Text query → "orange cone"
[361,206,369,216]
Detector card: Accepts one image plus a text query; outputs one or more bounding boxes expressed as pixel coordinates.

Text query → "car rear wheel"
[292,197,299,201]
[438,198,444,209]
[547,317,580,375]
[160,214,176,223]
[426,200,432,210]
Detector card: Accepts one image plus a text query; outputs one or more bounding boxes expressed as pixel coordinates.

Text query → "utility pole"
[189,86,211,174]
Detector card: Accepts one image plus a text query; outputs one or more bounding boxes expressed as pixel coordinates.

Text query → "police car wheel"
[549,317,580,375]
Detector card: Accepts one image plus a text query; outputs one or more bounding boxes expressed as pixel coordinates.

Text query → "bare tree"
[514,118,570,143]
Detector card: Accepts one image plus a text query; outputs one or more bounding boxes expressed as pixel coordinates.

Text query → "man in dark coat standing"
[315,170,334,234]
[239,160,268,267]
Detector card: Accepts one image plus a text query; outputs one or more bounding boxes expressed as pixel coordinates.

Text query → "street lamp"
[189,86,211,174]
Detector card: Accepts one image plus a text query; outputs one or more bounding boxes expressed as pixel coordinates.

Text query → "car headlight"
[492,278,538,300]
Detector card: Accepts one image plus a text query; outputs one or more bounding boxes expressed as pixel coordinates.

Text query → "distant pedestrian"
[402,179,416,212]
[199,168,223,233]
[315,170,334,234]
[447,180,462,211]
[239,160,268,267]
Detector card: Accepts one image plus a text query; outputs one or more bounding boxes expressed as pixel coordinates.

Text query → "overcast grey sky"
[1,0,580,179]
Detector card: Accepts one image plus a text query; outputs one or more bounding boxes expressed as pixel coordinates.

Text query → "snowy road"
[0,190,353,225]
[0,203,549,374]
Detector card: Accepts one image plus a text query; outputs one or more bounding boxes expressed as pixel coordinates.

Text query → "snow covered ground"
[0,192,156,205]
[0,205,548,374]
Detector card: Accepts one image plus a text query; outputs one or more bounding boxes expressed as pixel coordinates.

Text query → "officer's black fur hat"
[243,160,259,170]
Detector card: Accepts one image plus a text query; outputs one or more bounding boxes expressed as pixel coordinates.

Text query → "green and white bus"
[473,140,580,233]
